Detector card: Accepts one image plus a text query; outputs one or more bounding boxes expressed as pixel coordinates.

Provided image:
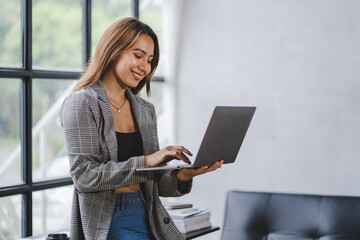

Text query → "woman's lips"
[131,71,143,81]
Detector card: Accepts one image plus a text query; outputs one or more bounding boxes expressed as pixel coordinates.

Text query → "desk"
[183,226,220,239]
[19,230,69,240]
[20,227,220,240]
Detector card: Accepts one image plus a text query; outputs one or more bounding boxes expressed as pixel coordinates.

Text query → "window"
[0,0,165,238]
[139,0,169,146]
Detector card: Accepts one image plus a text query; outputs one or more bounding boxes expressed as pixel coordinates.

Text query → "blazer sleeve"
[60,92,147,193]
[157,169,192,197]
[146,103,193,197]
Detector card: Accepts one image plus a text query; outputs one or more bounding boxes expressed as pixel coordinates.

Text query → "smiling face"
[112,34,155,89]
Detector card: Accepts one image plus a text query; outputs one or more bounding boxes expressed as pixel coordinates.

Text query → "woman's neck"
[102,70,127,104]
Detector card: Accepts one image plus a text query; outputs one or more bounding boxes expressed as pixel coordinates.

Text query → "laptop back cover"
[193,106,256,168]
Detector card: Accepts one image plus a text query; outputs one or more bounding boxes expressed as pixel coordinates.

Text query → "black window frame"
[0,0,163,237]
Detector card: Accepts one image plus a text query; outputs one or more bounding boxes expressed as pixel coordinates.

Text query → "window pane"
[91,0,132,55]
[0,195,21,240]
[0,0,21,67]
[32,79,76,182]
[139,81,169,146]
[0,79,22,188]
[33,185,72,236]
[140,0,164,76]
[139,80,164,113]
[32,0,82,70]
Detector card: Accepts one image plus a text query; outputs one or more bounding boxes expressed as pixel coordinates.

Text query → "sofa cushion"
[221,191,360,240]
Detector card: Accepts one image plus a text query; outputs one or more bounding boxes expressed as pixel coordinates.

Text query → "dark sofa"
[221,190,360,240]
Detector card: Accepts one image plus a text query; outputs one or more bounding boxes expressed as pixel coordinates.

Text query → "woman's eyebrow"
[133,48,154,57]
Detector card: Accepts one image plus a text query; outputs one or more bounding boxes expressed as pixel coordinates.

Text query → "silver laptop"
[136,106,256,171]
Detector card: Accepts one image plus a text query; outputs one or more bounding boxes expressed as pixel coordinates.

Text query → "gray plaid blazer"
[60,81,192,240]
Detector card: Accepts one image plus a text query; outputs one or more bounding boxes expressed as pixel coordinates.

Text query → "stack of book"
[163,202,212,233]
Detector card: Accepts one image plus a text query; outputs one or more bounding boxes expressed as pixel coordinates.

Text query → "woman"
[60,18,223,240]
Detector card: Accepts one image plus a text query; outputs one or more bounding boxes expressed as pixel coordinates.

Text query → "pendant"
[117,109,121,113]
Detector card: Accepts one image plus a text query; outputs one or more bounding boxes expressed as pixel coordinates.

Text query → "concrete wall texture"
[172,1,360,239]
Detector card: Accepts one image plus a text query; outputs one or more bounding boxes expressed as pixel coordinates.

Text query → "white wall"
[172,1,360,239]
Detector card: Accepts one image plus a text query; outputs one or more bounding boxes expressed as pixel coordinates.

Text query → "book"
[170,209,212,233]
[167,207,199,215]
[169,208,208,218]
[163,202,193,210]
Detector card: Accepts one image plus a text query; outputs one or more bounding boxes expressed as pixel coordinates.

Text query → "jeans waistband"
[115,191,146,205]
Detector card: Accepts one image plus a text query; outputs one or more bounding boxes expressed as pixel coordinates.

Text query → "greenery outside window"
[0,1,22,68]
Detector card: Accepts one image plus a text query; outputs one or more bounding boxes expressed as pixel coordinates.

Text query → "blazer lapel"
[126,88,153,156]
[126,89,157,214]
[90,81,118,162]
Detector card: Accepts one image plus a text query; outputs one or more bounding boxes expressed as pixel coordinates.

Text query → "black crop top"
[116,131,144,162]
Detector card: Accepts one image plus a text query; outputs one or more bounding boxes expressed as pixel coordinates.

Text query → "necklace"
[109,97,127,113]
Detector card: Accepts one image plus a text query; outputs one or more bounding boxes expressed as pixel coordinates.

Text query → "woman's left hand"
[176,160,224,183]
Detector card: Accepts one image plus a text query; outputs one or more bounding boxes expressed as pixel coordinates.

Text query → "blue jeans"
[107,191,150,240]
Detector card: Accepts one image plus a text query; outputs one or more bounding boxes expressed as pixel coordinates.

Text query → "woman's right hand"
[145,146,192,167]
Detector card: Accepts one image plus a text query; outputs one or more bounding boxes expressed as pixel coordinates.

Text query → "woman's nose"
[139,60,151,75]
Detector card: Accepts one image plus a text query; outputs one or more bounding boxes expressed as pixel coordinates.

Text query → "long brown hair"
[73,17,160,95]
